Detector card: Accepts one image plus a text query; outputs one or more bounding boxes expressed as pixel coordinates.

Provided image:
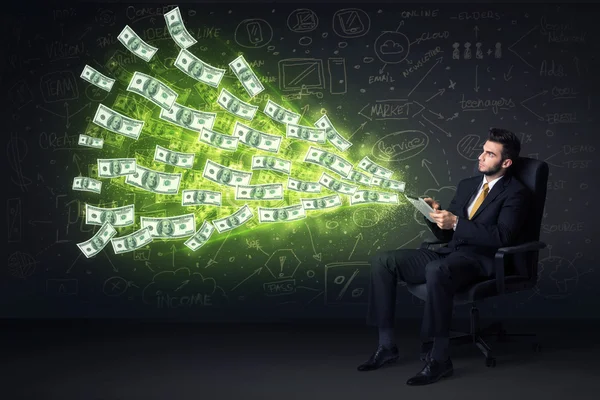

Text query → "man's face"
[161,221,174,235]
[478,141,507,176]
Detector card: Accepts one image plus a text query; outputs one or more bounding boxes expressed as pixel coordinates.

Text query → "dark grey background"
[3,1,599,321]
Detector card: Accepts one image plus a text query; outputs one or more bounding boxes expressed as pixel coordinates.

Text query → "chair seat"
[406,276,532,304]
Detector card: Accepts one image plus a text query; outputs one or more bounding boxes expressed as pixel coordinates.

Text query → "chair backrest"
[472,156,549,279]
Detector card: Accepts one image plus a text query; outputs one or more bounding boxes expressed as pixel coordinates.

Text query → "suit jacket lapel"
[461,178,481,217]
[469,174,511,220]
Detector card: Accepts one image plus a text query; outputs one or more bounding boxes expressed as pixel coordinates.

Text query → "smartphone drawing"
[246,22,263,44]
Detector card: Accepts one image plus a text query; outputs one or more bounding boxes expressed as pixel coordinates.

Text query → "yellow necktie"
[469,182,489,219]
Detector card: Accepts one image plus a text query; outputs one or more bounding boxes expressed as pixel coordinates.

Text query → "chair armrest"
[494,241,547,294]
[420,237,450,249]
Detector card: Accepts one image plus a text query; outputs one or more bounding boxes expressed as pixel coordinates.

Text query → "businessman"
[357,128,530,385]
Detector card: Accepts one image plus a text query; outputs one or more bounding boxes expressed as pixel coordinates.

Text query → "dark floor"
[2,318,599,400]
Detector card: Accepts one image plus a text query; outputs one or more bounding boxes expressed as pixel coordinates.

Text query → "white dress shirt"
[454,175,504,231]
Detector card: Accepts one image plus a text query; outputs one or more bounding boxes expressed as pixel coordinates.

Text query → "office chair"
[406,156,549,367]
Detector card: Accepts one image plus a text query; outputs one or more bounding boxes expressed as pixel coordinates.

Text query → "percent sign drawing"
[324,261,370,305]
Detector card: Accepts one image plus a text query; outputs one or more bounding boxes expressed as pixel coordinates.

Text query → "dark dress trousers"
[366,173,530,339]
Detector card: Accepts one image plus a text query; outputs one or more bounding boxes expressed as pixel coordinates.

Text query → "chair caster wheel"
[485,357,496,367]
[532,343,541,352]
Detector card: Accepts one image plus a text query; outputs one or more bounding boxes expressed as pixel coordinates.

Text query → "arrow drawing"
[396,230,427,249]
[425,88,445,102]
[474,25,479,39]
[520,90,547,121]
[573,56,580,76]
[231,267,263,291]
[348,121,367,140]
[508,25,538,69]
[421,114,452,138]
[503,65,513,81]
[421,159,439,186]
[348,233,363,260]
[305,221,321,262]
[474,65,480,92]
[205,230,232,268]
[407,56,443,98]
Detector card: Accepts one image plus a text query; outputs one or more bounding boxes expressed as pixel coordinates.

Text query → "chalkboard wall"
[3,1,599,321]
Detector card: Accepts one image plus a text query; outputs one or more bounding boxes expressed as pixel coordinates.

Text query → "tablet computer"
[404,194,437,223]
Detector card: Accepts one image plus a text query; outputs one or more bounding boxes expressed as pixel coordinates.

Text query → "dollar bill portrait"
[122,236,138,250]
[107,115,123,131]
[142,78,160,98]
[101,160,122,176]
[347,171,362,183]
[195,232,209,243]
[209,132,224,146]
[79,178,92,189]
[272,209,289,221]
[273,107,286,122]
[366,163,379,174]
[308,198,327,209]
[168,20,184,35]
[225,215,240,229]
[265,157,276,168]
[227,98,240,113]
[379,179,391,189]
[141,171,160,190]
[298,182,309,191]
[216,168,232,184]
[164,150,179,166]
[83,136,96,146]
[89,71,101,84]
[127,36,141,51]
[189,191,207,204]
[362,190,379,202]
[298,127,310,140]
[325,126,337,141]
[187,60,204,80]
[156,219,175,236]
[90,236,106,251]
[249,186,266,199]
[176,108,194,127]
[237,66,254,83]
[100,210,117,225]
[246,129,261,147]
[328,180,342,191]
[318,152,336,168]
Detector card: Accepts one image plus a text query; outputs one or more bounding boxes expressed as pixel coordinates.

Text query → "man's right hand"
[422,197,441,210]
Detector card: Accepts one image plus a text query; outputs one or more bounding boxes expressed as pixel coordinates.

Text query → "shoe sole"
[357,356,399,372]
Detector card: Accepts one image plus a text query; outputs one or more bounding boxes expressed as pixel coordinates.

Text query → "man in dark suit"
[357,128,530,385]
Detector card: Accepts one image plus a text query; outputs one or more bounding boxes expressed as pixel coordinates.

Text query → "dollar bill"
[77,222,117,258]
[159,102,216,132]
[217,88,257,120]
[344,169,372,186]
[251,155,291,175]
[357,156,394,179]
[78,134,104,149]
[93,104,144,140]
[229,55,265,97]
[125,164,182,194]
[85,204,135,227]
[154,145,195,168]
[303,146,353,178]
[212,205,254,233]
[318,172,358,195]
[301,195,342,211]
[371,177,406,192]
[174,48,225,88]
[117,25,157,62]
[234,121,281,153]
[286,123,326,144]
[198,127,239,152]
[258,204,306,223]
[140,214,196,238]
[184,221,216,251]
[263,100,300,125]
[72,177,102,194]
[164,7,197,49]
[235,184,283,201]
[127,71,178,111]
[181,190,222,206]
[97,158,137,178]
[111,227,153,254]
[314,114,352,152]
[202,159,252,187]
[287,177,321,193]
[80,65,114,92]
[350,190,399,206]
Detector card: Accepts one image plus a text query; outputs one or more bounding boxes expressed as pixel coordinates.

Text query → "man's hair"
[488,128,521,165]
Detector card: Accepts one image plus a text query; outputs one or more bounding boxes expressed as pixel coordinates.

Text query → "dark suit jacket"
[424,172,531,276]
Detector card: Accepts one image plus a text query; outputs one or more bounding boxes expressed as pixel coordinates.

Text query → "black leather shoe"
[357,345,399,371]
[406,358,453,385]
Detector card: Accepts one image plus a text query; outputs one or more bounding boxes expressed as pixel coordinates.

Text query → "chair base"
[419,306,541,367]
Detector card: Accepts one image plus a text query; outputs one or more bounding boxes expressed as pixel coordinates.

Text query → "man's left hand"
[429,210,457,230]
